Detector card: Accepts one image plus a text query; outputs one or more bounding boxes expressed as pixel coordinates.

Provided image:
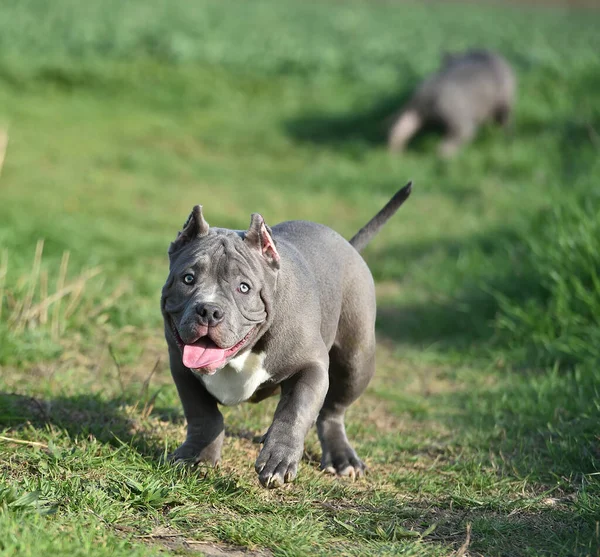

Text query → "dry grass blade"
[454,523,472,557]
[109,343,127,395]
[88,281,128,319]
[141,387,162,420]
[18,267,102,326]
[63,279,86,321]
[40,269,48,325]
[0,435,48,449]
[135,533,182,539]
[141,357,161,400]
[0,248,7,322]
[1,244,107,337]
[52,251,70,340]
[0,128,8,178]
[15,239,44,332]
[9,296,24,327]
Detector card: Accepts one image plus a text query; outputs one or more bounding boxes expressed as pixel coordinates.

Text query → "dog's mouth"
[169,318,256,375]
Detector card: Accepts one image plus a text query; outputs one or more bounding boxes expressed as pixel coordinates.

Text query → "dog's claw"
[255,441,301,488]
[339,465,357,480]
[267,475,283,489]
[321,446,366,480]
[323,463,364,480]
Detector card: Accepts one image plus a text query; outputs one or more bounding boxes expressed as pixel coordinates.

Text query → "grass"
[0,0,599,555]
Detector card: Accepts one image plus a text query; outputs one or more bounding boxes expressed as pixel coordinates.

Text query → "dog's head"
[161,206,279,375]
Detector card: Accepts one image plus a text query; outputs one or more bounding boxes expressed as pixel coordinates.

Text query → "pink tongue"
[182,338,227,371]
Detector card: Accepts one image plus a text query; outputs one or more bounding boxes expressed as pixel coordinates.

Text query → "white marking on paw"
[199,351,270,406]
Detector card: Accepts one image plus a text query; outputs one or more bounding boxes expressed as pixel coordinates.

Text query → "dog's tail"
[349,182,412,253]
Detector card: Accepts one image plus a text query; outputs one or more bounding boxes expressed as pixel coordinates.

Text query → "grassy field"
[1,1,599,555]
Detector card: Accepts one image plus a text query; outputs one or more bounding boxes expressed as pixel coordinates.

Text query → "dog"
[161,182,412,488]
[388,50,516,157]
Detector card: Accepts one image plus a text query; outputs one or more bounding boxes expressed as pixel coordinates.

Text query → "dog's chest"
[197,351,270,406]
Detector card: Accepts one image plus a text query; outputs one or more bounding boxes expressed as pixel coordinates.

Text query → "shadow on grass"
[516,114,600,182]
[445,369,600,479]
[1,381,598,555]
[0,392,159,451]
[430,365,600,555]
[284,90,405,147]
[283,76,449,153]
[285,67,600,177]
[0,391,269,457]
[367,359,600,554]
[324,500,598,556]
[376,181,600,370]
[373,223,539,354]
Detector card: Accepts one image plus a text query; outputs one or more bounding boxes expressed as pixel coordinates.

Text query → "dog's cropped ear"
[168,205,209,256]
[244,213,280,270]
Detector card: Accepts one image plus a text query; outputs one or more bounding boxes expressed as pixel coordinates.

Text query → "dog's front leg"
[167,345,224,466]
[255,360,328,488]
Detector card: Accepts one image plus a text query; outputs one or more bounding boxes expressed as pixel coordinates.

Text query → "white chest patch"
[197,351,270,406]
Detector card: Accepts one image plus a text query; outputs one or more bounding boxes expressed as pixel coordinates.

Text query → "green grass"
[1,0,599,555]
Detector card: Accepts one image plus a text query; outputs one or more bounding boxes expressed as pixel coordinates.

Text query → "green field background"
[0,1,599,556]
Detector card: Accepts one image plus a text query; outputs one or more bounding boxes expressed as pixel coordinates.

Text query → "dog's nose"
[196,302,224,327]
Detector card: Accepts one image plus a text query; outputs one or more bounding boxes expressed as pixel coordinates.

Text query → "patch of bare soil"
[140,527,273,557]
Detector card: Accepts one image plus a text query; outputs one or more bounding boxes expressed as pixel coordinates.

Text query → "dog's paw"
[321,447,366,480]
[255,443,302,488]
[167,442,220,467]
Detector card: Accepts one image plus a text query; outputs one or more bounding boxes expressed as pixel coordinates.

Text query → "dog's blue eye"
[239,282,250,294]
[183,274,195,285]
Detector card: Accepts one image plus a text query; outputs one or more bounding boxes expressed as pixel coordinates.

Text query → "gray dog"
[161,183,412,487]
[389,50,516,157]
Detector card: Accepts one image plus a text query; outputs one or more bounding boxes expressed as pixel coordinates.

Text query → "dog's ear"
[169,205,209,256]
[244,213,280,270]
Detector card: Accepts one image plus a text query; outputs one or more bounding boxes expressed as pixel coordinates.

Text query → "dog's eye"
[238,282,250,294]
[183,274,195,285]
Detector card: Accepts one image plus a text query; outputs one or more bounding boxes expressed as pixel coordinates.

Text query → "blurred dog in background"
[389,50,516,157]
